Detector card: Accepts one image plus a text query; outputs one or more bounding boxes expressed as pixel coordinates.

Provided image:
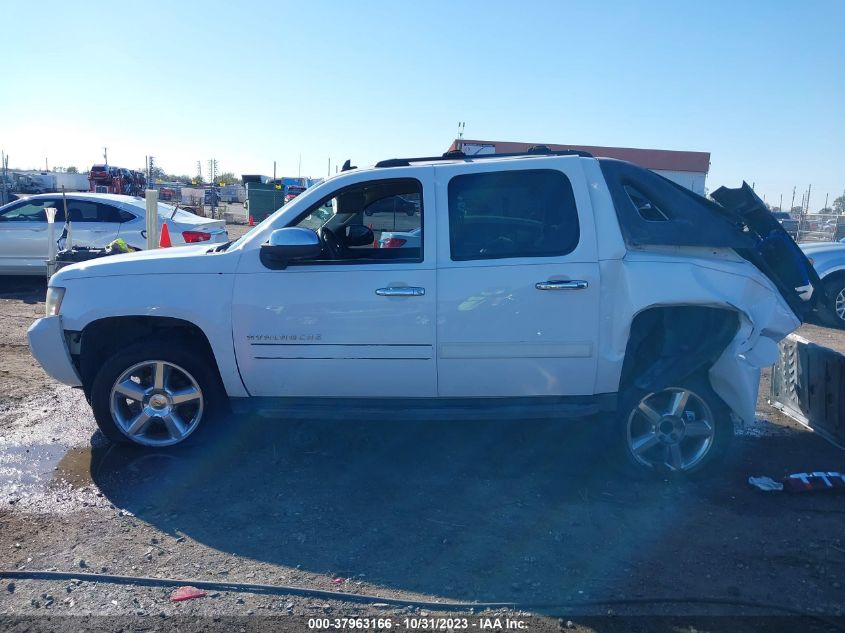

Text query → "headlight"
[45,287,65,316]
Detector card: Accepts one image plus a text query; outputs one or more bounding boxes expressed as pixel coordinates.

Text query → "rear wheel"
[90,338,226,447]
[615,376,733,477]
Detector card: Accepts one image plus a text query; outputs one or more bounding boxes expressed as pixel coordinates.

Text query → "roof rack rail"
[374,146,593,168]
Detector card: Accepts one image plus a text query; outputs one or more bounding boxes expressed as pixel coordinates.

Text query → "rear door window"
[447,169,580,261]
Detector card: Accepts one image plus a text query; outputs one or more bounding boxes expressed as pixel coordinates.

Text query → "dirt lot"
[1,243,845,631]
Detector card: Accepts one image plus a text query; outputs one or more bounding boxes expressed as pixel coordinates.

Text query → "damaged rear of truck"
[597,158,821,474]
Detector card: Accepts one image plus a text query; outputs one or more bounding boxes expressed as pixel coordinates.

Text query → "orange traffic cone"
[248,215,255,226]
[159,222,172,248]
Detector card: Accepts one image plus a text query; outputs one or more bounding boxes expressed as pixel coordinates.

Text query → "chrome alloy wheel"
[835,288,845,322]
[109,360,204,447]
[626,387,715,472]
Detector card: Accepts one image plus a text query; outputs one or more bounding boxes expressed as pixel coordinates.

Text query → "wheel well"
[620,306,739,393]
[821,270,845,289]
[76,316,219,397]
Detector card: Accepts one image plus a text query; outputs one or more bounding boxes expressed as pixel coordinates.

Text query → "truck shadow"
[0,275,46,304]
[85,413,844,617]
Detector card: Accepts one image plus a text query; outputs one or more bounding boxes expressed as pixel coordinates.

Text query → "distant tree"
[149,166,167,181]
[790,205,804,214]
[770,205,782,212]
[820,207,834,214]
[66,166,79,174]
[834,195,845,215]
[218,172,240,185]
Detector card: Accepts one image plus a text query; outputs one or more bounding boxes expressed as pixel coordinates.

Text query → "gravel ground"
[1,251,845,631]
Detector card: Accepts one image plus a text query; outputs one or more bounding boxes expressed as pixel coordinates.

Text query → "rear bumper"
[26,316,82,387]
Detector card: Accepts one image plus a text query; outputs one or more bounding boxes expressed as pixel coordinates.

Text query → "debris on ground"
[748,476,784,491]
[170,586,208,602]
[782,471,845,493]
[749,472,845,493]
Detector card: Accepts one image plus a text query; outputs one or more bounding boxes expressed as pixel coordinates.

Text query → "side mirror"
[260,227,322,270]
[343,224,374,247]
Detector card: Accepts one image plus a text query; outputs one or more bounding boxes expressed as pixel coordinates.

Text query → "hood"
[799,241,845,255]
[51,244,237,282]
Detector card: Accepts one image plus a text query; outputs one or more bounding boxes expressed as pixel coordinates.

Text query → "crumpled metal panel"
[769,334,845,449]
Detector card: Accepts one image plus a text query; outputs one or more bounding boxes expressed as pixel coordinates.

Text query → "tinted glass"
[448,169,579,261]
[0,199,63,222]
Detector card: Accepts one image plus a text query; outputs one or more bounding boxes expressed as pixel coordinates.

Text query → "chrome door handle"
[375,287,425,297]
[535,280,589,291]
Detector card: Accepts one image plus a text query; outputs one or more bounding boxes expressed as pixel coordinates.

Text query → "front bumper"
[27,316,82,387]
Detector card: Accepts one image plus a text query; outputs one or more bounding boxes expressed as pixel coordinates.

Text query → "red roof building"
[447,139,710,194]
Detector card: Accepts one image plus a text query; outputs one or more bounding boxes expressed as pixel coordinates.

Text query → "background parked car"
[378,227,422,248]
[284,185,307,204]
[771,211,799,239]
[364,194,419,216]
[800,241,845,327]
[0,193,227,276]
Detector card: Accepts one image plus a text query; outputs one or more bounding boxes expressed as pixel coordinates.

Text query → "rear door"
[65,199,121,247]
[434,157,601,397]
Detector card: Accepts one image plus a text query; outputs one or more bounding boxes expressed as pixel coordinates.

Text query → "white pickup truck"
[27,149,820,476]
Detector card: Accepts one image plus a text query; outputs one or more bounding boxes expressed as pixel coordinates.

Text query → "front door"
[0,197,61,274]
[232,168,437,398]
[434,158,601,397]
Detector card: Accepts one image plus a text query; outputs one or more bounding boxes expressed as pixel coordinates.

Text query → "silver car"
[800,241,845,327]
[0,193,228,276]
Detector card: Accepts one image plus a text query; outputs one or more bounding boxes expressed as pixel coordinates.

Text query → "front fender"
[58,274,247,398]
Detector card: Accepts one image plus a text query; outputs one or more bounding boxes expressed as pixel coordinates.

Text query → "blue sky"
[2,0,843,208]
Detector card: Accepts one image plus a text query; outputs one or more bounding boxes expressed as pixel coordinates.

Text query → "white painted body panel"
[49,247,248,398]
[434,156,602,397]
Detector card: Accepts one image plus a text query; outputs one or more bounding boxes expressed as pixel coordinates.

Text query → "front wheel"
[90,338,226,447]
[615,376,733,477]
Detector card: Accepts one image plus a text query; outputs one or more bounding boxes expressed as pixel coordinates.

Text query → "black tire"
[819,277,845,329]
[90,337,227,447]
[610,374,733,478]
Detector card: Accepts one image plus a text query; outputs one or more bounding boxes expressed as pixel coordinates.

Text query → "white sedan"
[0,193,227,276]
[378,227,421,249]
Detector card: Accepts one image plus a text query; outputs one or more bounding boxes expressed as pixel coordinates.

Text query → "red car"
[284,185,306,204]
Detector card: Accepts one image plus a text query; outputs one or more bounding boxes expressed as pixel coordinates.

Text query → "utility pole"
[196,161,203,183]
[328,158,331,177]
[103,147,108,165]
[824,193,829,211]
[806,184,812,214]
[791,186,796,212]
[45,157,48,172]
[207,159,218,185]
[779,194,783,212]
